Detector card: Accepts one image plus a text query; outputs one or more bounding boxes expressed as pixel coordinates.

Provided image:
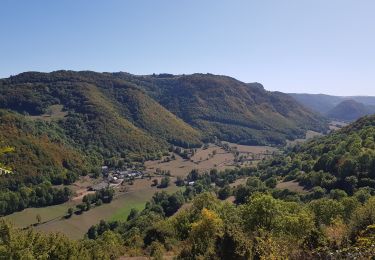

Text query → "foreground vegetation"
[80,167,375,259]
[0,219,124,259]
[3,189,374,259]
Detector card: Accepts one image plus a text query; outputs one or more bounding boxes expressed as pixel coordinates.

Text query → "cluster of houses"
[89,166,145,191]
[107,169,144,184]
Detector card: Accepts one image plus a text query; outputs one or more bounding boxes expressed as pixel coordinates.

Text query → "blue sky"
[1,0,374,95]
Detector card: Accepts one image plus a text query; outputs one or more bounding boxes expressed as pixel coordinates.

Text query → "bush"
[151,179,159,187]
[158,177,170,189]
[218,185,231,200]
[66,207,74,218]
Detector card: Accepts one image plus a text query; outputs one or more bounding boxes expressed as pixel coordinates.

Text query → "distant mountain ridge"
[289,93,375,121]
[326,99,375,121]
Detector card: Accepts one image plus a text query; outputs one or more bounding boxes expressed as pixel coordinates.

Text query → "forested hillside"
[0,71,202,156]
[115,73,328,145]
[259,114,375,194]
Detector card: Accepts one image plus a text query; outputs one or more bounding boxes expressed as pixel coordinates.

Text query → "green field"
[5,201,75,228]
[111,185,182,221]
[5,182,182,239]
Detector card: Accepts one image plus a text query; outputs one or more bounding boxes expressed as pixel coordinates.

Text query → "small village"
[88,166,146,191]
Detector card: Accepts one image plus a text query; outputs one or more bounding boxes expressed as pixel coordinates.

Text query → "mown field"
[145,144,235,177]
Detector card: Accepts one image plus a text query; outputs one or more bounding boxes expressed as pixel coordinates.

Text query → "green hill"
[258,114,375,194]
[0,71,202,160]
[114,73,328,145]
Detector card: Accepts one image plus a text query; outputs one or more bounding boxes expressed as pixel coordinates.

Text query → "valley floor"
[5,142,277,239]
[6,179,181,239]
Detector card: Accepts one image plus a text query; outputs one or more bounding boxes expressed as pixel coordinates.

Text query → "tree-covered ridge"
[114,72,328,145]
[1,70,328,148]
[258,114,375,194]
[0,71,202,157]
[0,111,89,215]
[0,110,87,178]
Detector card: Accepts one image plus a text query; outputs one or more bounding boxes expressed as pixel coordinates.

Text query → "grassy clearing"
[145,143,276,178]
[287,130,323,146]
[223,142,277,154]
[145,147,235,177]
[5,201,76,228]
[27,104,68,121]
[276,180,310,194]
[229,177,248,188]
[329,120,348,131]
[111,184,182,221]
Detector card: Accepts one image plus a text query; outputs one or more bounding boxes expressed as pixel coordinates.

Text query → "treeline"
[0,182,71,216]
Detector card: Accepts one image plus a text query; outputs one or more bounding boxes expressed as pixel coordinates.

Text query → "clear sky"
[1,0,374,95]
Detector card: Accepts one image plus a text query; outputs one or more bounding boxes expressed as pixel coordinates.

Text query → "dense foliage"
[0,219,124,259]
[257,115,375,195]
[115,73,328,145]
[0,182,71,215]
[84,189,375,259]
[0,112,87,215]
[0,70,329,215]
[0,71,202,160]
